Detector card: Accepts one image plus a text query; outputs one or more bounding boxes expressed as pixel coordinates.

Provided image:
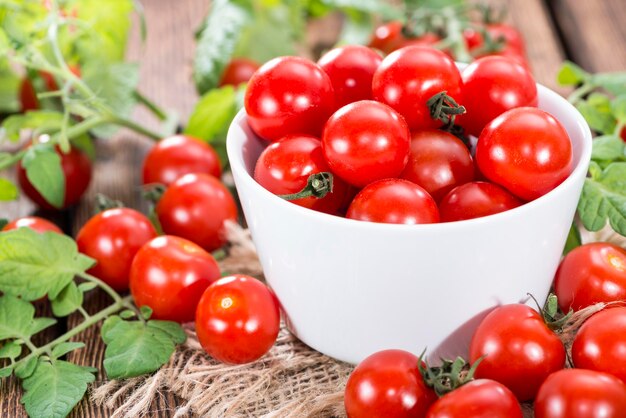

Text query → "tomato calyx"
[142,183,167,204]
[95,193,124,213]
[477,3,507,25]
[427,91,466,127]
[278,172,334,201]
[418,350,485,396]
[529,293,573,332]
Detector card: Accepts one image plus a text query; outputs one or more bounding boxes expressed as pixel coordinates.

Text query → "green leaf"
[51,281,83,317]
[0,66,21,113]
[51,342,85,360]
[0,366,12,378]
[591,135,626,162]
[184,85,238,165]
[193,0,251,94]
[578,162,626,235]
[336,9,375,45]
[0,340,22,360]
[21,359,96,418]
[563,222,582,255]
[319,0,401,19]
[0,178,18,201]
[81,62,139,138]
[15,356,38,379]
[557,61,589,86]
[1,111,64,142]
[612,95,626,122]
[0,228,95,301]
[102,316,186,379]
[21,143,65,208]
[576,99,617,136]
[0,295,55,340]
[590,72,626,96]
[139,305,153,320]
[69,133,96,160]
[0,219,7,230]
[119,309,136,319]
[77,282,98,293]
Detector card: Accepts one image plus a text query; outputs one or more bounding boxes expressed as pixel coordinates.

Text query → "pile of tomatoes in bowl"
[245,44,573,225]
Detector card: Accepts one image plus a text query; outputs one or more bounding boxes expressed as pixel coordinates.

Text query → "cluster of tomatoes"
[245,44,573,224]
[5,132,283,366]
[345,241,626,418]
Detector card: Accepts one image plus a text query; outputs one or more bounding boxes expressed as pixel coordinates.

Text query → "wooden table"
[1,0,625,416]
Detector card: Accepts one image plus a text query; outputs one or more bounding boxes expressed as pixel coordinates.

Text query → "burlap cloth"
[90,222,624,417]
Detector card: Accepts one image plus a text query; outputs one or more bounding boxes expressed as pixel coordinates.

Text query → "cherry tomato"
[554,243,626,312]
[425,379,522,418]
[318,45,382,108]
[322,100,410,187]
[344,349,437,418]
[372,46,463,131]
[142,135,221,186]
[469,303,565,402]
[620,125,626,142]
[368,21,405,54]
[400,130,474,202]
[218,58,260,87]
[458,56,537,137]
[19,78,39,111]
[347,179,439,225]
[534,369,626,418]
[156,173,237,252]
[195,274,280,364]
[244,56,335,142]
[17,145,92,210]
[77,208,157,292]
[130,235,220,322]
[439,181,523,222]
[572,307,626,384]
[40,64,81,92]
[2,216,62,234]
[253,135,349,214]
[476,107,573,201]
[484,24,526,56]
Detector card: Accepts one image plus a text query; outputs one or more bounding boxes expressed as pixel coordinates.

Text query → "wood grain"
[549,0,626,72]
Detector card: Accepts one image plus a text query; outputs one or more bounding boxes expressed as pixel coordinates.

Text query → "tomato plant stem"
[133,90,168,121]
[111,115,162,141]
[78,272,123,305]
[0,150,27,170]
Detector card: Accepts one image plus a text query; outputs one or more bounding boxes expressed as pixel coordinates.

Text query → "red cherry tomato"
[476,107,573,201]
[322,100,410,187]
[2,216,62,234]
[318,45,382,108]
[534,369,626,418]
[347,179,439,225]
[195,274,280,364]
[439,181,523,222]
[572,307,626,384]
[620,125,626,142]
[458,56,538,137]
[77,208,157,292]
[400,130,474,202]
[156,173,237,252]
[19,78,39,111]
[40,64,81,92]
[372,46,463,131]
[130,235,220,322]
[485,24,526,56]
[244,56,335,142]
[142,135,221,186]
[218,58,260,87]
[554,243,626,312]
[253,135,349,214]
[469,304,565,402]
[368,21,405,54]
[344,349,437,418]
[17,145,92,210]
[425,379,522,418]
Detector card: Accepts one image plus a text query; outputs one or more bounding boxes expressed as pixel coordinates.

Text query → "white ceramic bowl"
[227,83,592,365]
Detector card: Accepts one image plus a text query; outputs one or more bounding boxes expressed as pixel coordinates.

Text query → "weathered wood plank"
[549,0,626,72]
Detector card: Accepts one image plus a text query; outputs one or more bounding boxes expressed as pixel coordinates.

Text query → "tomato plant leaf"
[21,359,96,418]
[0,178,18,201]
[0,340,23,361]
[140,305,153,320]
[590,72,626,97]
[21,143,65,209]
[0,228,96,301]
[563,222,581,255]
[317,0,401,19]
[15,356,38,380]
[185,85,239,165]
[51,281,83,317]
[0,65,21,113]
[77,282,98,293]
[591,135,626,162]
[337,9,375,45]
[0,366,12,378]
[578,162,626,235]
[0,295,55,340]
[576,100,616,136]
[193,0,251,94]
[1,111,65,142]
[101,316,186,379]
[612,95,626,122]
[51,342,85,360]
[557,61,589,86]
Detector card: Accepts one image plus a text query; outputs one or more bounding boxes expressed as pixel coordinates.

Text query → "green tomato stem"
[567,83,595,104]
[0,150,27,170]
[77,272,123,305]
[133,90,168,121]
[109,115,163,141]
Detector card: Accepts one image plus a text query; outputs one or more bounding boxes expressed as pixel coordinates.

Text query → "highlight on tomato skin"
[195,274,280,365]
[2,216,63,234]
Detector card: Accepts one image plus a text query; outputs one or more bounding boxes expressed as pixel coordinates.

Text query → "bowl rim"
[227,83,593,233]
